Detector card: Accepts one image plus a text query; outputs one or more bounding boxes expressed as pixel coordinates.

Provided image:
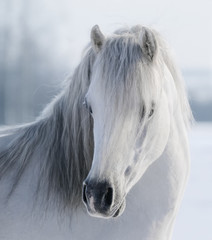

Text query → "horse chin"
[85,199,126,219]
[112,199,126,218]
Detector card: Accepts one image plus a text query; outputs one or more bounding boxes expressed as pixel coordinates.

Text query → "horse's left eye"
[140,103,155,120]
[148,102,155,118]
[148,108,154,118]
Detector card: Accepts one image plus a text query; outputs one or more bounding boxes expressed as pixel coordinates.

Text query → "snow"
[173,123,212,240]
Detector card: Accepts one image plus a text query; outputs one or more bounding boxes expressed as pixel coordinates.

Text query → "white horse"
[0,25,192,240]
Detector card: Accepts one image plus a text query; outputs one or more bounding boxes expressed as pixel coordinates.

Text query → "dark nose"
[83,180,113,214]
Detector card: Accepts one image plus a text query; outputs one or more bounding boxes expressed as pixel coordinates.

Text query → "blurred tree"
[0,0,210,125]
[0,0,11,124]
[0,0,66,125]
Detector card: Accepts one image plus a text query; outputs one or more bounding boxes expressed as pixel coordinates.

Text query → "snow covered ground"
[173,123,212,240]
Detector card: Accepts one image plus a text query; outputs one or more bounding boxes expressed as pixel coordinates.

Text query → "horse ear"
[91,25,105,53]
[139,27,157,62]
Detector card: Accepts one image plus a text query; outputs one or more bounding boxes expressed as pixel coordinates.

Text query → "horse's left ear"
[139,27,157,62]
[91,25,105,53]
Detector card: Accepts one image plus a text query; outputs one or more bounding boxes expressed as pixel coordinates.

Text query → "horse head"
[82,25,172,218]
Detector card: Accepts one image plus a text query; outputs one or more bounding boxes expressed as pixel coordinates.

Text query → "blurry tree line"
[0,0,211,125]
[190,101,212,121]
[183,70,212,122]
[0,0,69,125]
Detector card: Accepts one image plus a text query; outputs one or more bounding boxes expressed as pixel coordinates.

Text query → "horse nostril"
[104,187,113,207]
[82,183,87,204]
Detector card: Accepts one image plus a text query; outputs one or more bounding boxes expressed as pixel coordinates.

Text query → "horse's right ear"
[91,25,105,53]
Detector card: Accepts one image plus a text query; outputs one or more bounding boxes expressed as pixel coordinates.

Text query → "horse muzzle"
[82,179,126,218]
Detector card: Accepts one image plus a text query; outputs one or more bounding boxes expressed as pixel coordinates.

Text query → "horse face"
[82,25,171,218]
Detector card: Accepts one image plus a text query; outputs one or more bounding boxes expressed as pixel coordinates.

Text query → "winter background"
[0,0,211,239]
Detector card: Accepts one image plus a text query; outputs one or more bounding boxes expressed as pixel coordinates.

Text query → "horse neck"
[136,70,191,239]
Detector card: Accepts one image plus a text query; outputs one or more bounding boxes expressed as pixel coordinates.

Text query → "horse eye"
[88,106,93,114]
[148,102,155,118]
[148,108,154,118]
[83,98,93,114]
[140,103,154,120]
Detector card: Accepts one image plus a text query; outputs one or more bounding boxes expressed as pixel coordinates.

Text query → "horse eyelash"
[88,106,93,114]
[148,108,154,118]
[83,98,93,114]
[140,102,155,121]
[148,102,155,118]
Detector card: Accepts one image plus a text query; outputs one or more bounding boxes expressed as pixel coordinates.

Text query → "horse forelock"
[92,25,192,127]
[91,27,161,122]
